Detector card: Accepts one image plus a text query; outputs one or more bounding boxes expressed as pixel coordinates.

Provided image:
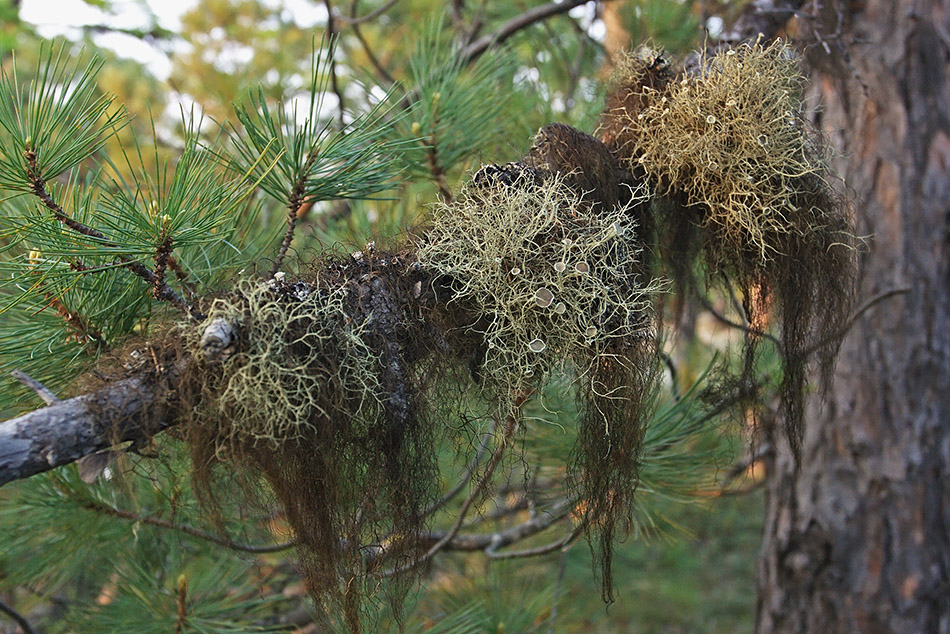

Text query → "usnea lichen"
[600,40,858,456]
[419,170,662,599]
[183,277,385,445]
[419,174,659,405]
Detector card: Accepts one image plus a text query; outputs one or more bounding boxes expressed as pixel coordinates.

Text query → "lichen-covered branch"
[0,373,172,486]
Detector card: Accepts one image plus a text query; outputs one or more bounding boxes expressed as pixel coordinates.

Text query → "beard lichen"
[418,170,662,601]
[599,39,858,458]
[171,249,440,632]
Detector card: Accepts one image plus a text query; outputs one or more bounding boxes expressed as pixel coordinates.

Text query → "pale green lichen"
[419,173,662,409]
[185,277,384,446]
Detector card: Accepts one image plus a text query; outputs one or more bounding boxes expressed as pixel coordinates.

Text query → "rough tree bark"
[756,1,950,632]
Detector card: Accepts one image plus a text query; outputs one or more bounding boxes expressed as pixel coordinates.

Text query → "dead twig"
[0,596,38,634]
[10,370,59,406]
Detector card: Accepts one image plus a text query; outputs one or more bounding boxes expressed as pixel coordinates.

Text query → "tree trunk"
[756,1,950,633]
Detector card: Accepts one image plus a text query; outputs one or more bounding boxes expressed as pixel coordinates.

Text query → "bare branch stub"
[10,370,59,406]
[0,372,176,486]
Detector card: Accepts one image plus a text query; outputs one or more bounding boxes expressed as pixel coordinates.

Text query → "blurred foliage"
[0,1,772,633]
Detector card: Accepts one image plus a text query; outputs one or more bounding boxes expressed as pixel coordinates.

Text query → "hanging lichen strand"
[418,170,662,600]
[172,251,441,632]
[598,40,857,458]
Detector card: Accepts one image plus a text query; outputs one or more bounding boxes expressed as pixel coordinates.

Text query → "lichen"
[600,40,858,457]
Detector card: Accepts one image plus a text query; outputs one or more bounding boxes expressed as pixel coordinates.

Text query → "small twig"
[485,508,583,559]
[81,23,173,42]
[721,441,773,489]
[0,596,39,634]
[460,0,590,64]
[34,289,108,353]
[269,151,319,278]
[80,499,295,554]
[323,0,347,128]
[418,496,580,556]
[462,496,530,529]
[805,287,912,355]
[450,0,465,31]
[659,351,681,400]
[423,423,496,517]
[350,4,396,86]
[425,133,454,202]
[698,293,783,349]
[335,0,400,25]
[11,370,59,406]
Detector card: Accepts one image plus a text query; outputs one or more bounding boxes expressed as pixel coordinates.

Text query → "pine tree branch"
[79,498,296,554]
[0,372,174,487]
[23,147,196,318]
[460,0,590,64]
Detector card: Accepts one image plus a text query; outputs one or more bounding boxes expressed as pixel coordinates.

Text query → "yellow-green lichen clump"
[616,40,836,266]
[600,39,857,459]
[185,277,384,446]
[418,173,660,406]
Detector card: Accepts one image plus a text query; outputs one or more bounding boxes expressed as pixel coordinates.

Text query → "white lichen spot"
[585,326,598,338]
[528,339,547,353]
[554,261,567,273]
[575,261,590,274]
[554,302,566,315]
[534,287,554,308]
